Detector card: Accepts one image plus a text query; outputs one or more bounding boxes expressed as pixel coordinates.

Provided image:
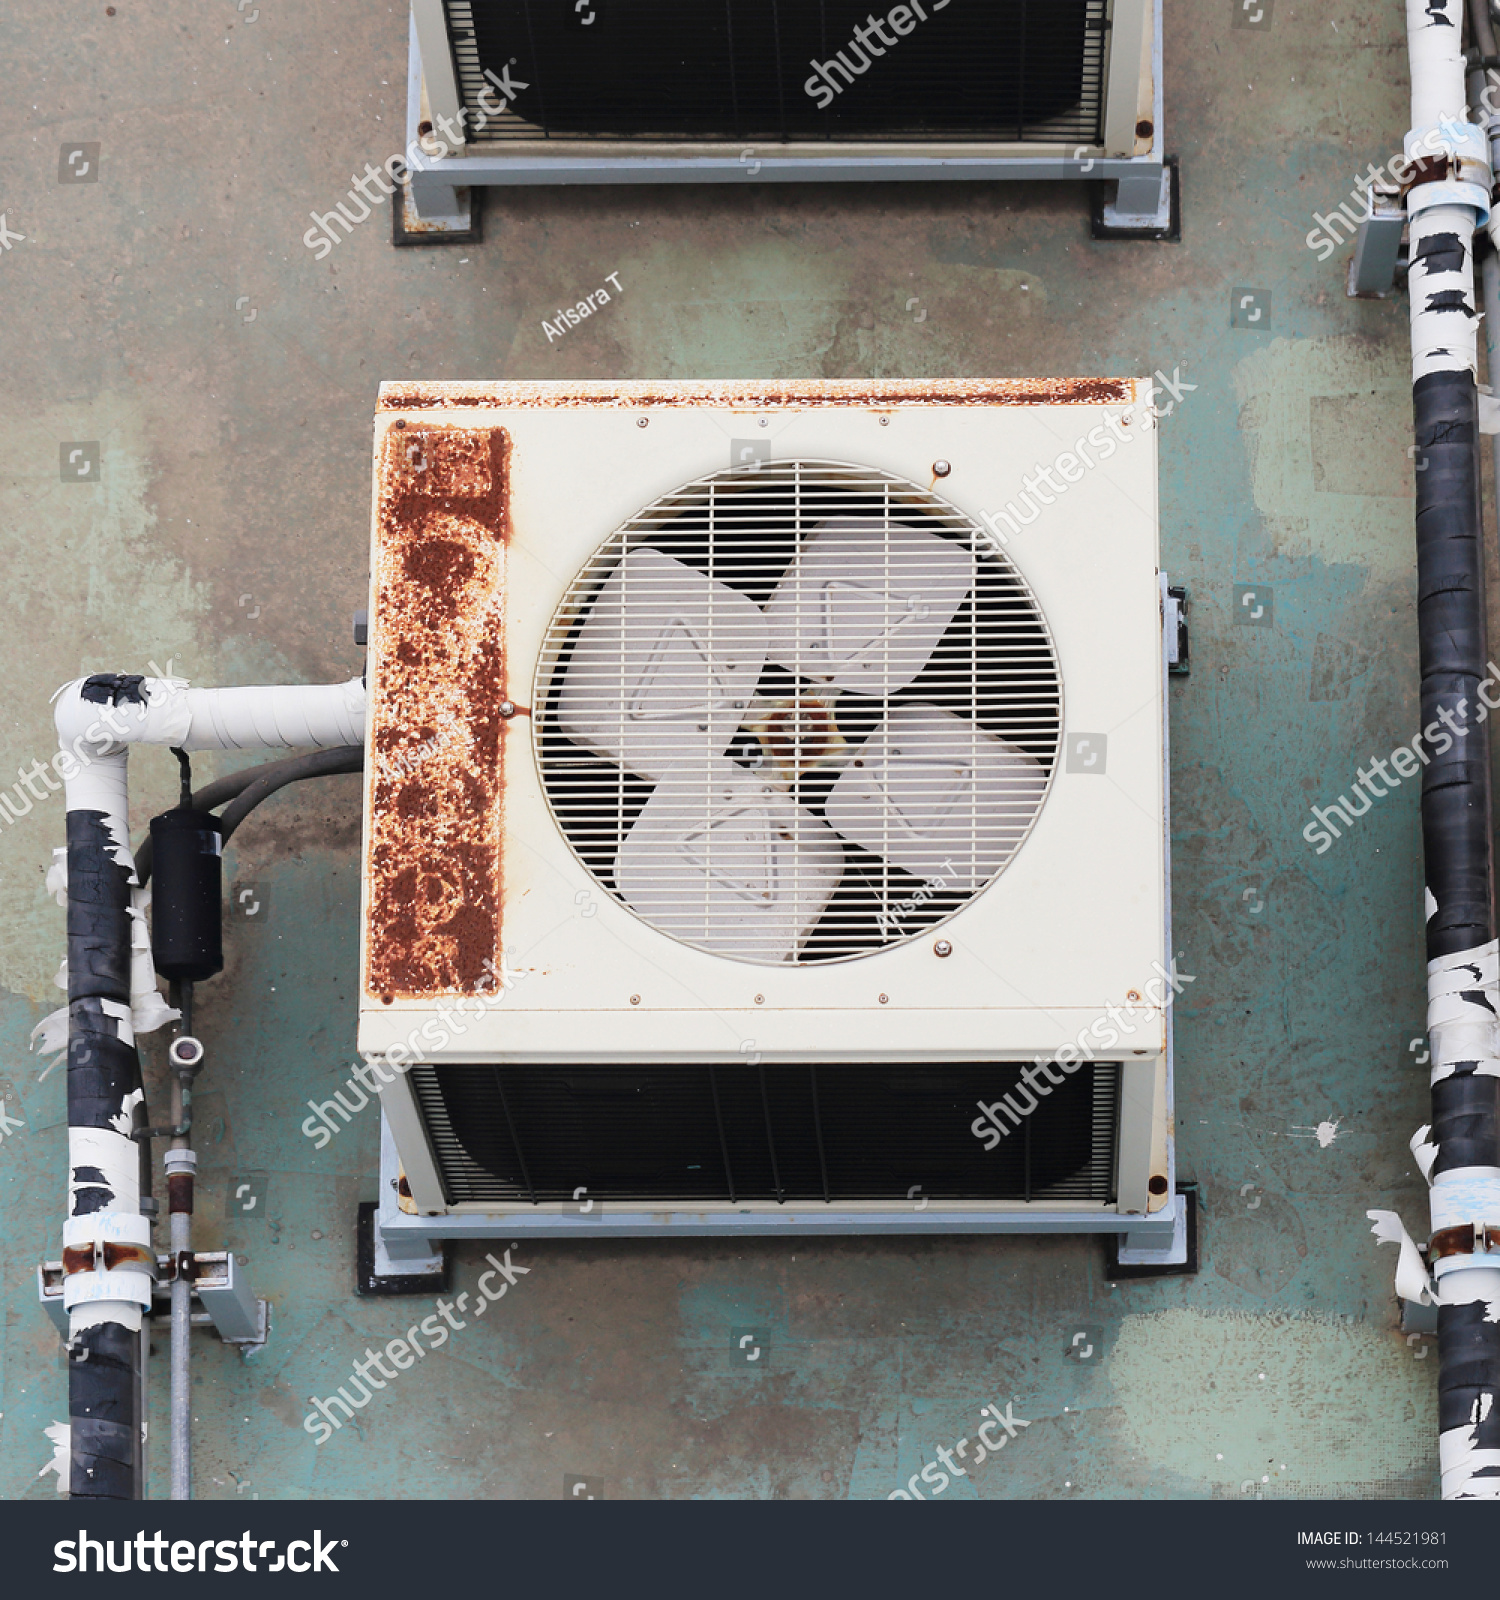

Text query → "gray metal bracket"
[38,1252,269,1356]
[396,24,479,244]
[1105,1187,1198,1279]
[394,177,478,246]
[1092,155,1179,241]
[1165,584,1189,675]
[1347,190,1407,298]
[1401,1295,1439,1335]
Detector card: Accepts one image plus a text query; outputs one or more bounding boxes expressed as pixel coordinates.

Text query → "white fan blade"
[557,546,768,780]
[615,757,844,963]
[762,519,974,696]
[823,703,1045,891]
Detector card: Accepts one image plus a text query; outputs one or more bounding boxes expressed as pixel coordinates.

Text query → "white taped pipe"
[53,675,368,756]
[1428,940,1500,1081]
[50,674,369,1034]
[50,672,367,1496]
[1401,0,1500,1503]
[1409,204,1480,382]
[50,673,368,1011]
[1410,0,1468,129]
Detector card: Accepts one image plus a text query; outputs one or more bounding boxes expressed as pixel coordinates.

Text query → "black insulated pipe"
[214,744,365,843]
[65,807,145,1499]
[1414,368,1493,966]
[1412,354,1500,1487]
[67,1323,143,1502]
[134,744,364,887]
[67,811,134,1004]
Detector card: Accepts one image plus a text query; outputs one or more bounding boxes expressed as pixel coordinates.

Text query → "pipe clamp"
[60,1212,155,1310]
[1404,122,1493,222]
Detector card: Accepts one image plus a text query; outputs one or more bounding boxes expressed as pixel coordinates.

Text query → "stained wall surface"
[0,1,1466,1499]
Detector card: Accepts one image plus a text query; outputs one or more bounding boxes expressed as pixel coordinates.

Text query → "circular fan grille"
[535,460,1063,966]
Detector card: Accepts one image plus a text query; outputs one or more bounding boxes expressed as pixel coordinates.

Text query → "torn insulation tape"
[1368,1208,1438,1306]
[1412,1124,1440,1183]
[1428,940,1500,1083]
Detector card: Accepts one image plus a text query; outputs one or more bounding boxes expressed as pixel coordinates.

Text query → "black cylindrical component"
[149,809,223,982]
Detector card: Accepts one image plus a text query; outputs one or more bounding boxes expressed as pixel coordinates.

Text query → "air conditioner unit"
[400,0,1170,235]
[357,379,1177,1258]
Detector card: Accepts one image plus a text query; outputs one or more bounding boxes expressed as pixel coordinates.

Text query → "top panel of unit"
[375,377,1142,413]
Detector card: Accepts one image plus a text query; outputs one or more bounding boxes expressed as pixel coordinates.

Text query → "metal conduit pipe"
[1387,0,1500,1501]
[137,742,365,1494]
[163,1001,201,1502]
[48,671,366,1500]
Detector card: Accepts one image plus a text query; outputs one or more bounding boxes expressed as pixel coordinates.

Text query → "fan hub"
[748,694,848,782]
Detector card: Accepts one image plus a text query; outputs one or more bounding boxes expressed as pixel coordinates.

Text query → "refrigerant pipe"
[50,671,365,1500]
[1384,0,1500,1502]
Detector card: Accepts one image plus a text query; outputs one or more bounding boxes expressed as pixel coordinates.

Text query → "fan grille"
[535,460,1063,965]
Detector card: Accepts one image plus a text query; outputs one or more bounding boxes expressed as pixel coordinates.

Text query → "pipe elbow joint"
[53,674,192,755]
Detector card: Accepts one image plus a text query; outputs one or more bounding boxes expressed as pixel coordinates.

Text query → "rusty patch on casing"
[377,376,1135,412]
[365,422,510,998]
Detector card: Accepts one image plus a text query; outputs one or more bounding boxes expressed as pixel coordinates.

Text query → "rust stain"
[366,422,511,999]
[63,1239,153,1278]
[103,1241,155,1271]
[377,376,1136,412]
[1430,1223,1500,1260]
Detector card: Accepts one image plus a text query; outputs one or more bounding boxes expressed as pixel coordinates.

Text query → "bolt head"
[934,939,952,957]
[933,460,951,477]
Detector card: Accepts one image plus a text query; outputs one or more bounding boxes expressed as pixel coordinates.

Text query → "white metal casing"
[357,379,1165,1072]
